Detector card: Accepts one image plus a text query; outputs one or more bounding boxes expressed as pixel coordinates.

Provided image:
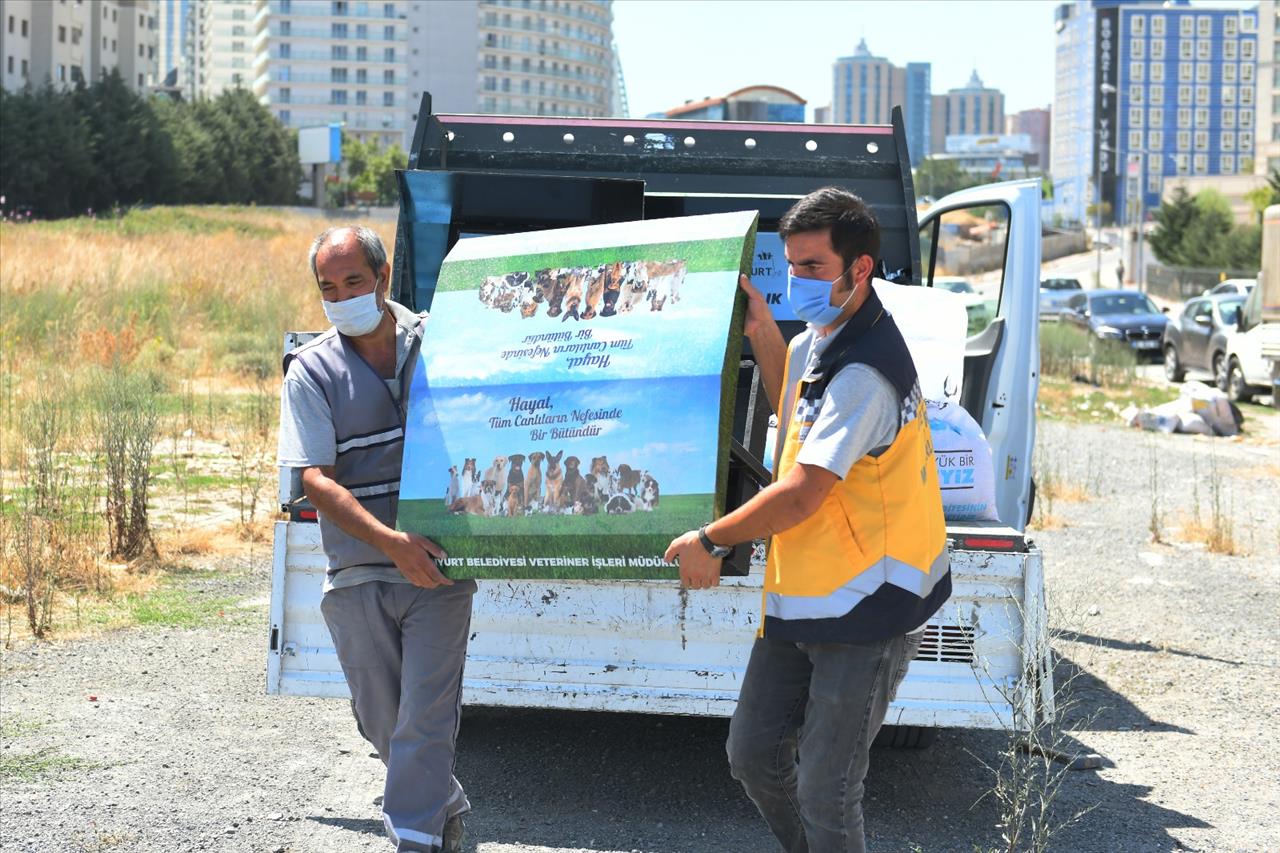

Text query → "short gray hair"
[309,225,388,281]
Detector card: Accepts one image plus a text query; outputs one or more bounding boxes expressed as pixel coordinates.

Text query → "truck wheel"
[1163,345,1186,382]
[873,725,938,749]
[1213,352,1227,391]
[1227,358,1254,403]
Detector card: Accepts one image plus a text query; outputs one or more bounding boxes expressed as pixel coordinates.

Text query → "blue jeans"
[726,632,922,853]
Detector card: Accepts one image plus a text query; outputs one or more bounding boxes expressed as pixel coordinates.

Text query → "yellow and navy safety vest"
[764,289,950,643]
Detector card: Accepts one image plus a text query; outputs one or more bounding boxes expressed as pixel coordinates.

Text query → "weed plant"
[1175,454,1243,555]
[969,596,1102,853]
[230,378,275,533]
[1205,453,1238,555]
[1148,440,1164,543]
[94,363,160,561]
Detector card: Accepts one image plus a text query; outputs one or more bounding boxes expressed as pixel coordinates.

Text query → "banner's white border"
[442,210,761,262]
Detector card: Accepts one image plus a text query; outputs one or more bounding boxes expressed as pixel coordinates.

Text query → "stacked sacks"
[1122,380,1241,437]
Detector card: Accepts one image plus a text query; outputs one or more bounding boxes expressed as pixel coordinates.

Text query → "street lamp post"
[1095,82,1117,289]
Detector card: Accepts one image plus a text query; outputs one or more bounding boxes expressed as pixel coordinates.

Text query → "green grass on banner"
[397,494,713,579]
[435,236,746,292]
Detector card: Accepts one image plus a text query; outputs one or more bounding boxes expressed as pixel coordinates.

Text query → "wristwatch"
[697,525,732,558]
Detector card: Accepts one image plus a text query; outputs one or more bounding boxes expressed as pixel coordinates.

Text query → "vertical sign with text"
[1095,6,1120,219]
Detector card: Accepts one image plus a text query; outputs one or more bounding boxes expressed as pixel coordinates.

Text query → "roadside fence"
[1146,263,1255,301]
[938,231,1087,276]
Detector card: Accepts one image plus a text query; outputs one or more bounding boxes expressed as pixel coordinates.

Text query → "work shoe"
[441,813,465,853]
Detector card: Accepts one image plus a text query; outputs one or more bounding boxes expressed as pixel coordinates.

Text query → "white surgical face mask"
[323,283,384,337]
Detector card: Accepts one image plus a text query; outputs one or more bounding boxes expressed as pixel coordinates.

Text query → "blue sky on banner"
[399,375,722,500]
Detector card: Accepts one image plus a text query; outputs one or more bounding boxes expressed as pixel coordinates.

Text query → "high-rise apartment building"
[930,70,1005,154]
[1255,0,1279,174]
[831,40,931,161]
[190,0,253,98]
[252,0,408,148]
[403,0,616,130]
[0,0,158,92]
[1006,106,1052,171]
[154,0,188,84]
[1052,1,1258,226]
[179,1,615,148]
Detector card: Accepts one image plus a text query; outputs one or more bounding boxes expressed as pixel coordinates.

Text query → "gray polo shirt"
[777,319,901,477]
[277,300,420,590]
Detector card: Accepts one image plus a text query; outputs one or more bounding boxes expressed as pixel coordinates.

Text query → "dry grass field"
[0,206,396,641]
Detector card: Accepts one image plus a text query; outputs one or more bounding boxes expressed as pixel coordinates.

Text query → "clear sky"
[612,0,1254,121]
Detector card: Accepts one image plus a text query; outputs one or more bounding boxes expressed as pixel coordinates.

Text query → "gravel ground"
[2,418,1278,853]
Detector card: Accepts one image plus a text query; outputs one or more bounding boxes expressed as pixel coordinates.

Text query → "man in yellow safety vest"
[665,187,950,853]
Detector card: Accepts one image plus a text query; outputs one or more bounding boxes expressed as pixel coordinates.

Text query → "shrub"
[1039,323,1136,388]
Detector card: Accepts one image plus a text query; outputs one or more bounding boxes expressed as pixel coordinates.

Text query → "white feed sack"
[927,400,1000,523]
[872,279,967,404]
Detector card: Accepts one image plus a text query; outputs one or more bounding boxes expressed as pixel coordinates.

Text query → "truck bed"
[267,519,1049,730]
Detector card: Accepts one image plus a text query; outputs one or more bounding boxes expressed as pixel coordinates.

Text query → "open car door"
[917,180,1041,531]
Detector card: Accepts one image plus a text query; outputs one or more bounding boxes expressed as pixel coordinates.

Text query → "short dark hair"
[777,187,880,273]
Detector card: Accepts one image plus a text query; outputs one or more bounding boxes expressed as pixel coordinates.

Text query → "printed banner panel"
[399,212,758,579]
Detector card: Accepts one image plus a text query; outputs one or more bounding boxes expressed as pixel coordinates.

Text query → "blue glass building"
[1052,1,1258,226]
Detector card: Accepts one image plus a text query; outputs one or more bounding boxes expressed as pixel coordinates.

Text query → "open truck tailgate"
[268,520,1050,728]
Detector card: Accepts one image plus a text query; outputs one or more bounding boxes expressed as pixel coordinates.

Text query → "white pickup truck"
[267,108,1051,744]
[1218,203,1280,405]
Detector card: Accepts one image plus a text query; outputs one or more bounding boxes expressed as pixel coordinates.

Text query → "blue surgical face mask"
[787,267,856,327]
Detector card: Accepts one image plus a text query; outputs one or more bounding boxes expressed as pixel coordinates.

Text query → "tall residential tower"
[1052,0,1258,226]
[404,0,616,130]
[930,70,1005,154]
[832,39,931,162]
[251,0,408,148]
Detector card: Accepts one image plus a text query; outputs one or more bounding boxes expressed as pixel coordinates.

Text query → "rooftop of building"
[664,84,805,118]
[838,38,888,63]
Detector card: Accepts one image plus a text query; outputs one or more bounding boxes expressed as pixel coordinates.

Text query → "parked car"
[1060,289,1170,360]
[933,276,995,336]
[1217,281,1280,401]
[1161,293,1247,383]
[934,276,976,295]
[1201,278,1256,297]
[1039,277,1083,321]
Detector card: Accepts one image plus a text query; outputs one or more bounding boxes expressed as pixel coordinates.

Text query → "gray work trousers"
[726,631,923,853]
[321,579,477,852]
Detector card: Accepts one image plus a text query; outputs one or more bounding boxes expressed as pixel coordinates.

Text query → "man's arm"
[664,363,901,589]
[739,275,787,415]
[301,466,452,589]
[280,365,451,589]
[663,462,837,589]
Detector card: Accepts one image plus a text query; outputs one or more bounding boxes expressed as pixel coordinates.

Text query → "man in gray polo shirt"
[278,225,475,853]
